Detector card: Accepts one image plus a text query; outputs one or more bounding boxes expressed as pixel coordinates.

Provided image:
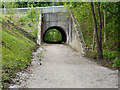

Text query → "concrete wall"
[41,13,71,43]
[68,16,84,54]
[70,14,86,54]
[37,12,86,54]
[70,30,84,54]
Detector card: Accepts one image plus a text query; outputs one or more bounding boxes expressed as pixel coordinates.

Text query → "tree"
[90,2,103,59]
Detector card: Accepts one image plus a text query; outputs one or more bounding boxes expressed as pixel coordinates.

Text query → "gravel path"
[11,44,118,88]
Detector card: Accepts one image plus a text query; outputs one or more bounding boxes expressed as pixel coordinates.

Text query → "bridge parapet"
[0,6,66,13]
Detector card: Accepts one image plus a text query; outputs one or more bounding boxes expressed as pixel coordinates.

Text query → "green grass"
[1,21,36,87]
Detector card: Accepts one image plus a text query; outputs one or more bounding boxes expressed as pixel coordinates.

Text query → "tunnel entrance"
[43,26,67,44]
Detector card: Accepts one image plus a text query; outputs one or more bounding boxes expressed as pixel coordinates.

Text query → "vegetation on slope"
[1,16,36,88]
[18,6,39,40]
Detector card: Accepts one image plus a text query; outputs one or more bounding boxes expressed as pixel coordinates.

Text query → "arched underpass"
[43,26,67,44]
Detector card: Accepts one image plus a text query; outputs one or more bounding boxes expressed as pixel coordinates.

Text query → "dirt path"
[10,44,118,88]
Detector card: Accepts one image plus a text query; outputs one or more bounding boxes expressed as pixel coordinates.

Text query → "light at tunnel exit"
[43,26,67,44]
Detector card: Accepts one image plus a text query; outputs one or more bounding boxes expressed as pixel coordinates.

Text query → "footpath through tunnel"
[43,26,67,44]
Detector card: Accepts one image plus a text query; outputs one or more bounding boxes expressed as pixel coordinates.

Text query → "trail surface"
[12,44,118,88]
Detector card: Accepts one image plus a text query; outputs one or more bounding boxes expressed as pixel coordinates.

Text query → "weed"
[38,53,44,59]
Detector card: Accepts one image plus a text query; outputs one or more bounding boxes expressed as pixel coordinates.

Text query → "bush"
[103,50,117,60]
[19,16,27,25]
[90,50,97,58]
[85,50,97,59]
[27,5,39,22]
[18,5,39,40]
[113,57,120,67]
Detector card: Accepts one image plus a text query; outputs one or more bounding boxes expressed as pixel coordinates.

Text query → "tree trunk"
[97,3,103,59]
[104,11,106,43]
[92,29,95,52]
[92,4,96,52]
[90,2,103,59]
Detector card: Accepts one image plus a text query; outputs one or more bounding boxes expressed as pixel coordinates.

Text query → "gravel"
[9,44,118,88]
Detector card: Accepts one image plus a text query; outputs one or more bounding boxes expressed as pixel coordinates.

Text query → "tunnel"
[43,26,67,44]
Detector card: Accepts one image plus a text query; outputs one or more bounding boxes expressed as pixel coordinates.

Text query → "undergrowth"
[85,49,119,67]
[18,5,39,40]
[1,18,36,88]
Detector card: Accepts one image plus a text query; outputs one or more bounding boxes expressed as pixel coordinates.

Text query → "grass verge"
[1,20,37,88]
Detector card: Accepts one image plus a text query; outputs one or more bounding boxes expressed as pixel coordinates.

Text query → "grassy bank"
[1,18,36,88]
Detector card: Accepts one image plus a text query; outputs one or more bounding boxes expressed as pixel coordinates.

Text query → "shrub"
[27,5,39,22]
[113,57,120,67]
[89,50,97,58]
[18,5,39,40]
[85,50,97,59]
[19,16,27,25]
[103,50,117,60]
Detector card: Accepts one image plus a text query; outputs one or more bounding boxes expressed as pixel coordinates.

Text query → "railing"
[71,12,87,53]
[0,6,66,13]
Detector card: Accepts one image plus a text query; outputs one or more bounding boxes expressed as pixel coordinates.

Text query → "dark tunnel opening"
[43,26,67,44]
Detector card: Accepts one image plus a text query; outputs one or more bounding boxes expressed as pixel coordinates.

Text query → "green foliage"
[113,57,120,67]
[19,16,27,25]
[18,5,39,39]
[44,29,62,42]
[3,75,10,81]
[69,3,94,46]
[67,2,119,66]
[88,50,97,58]
[2,2,53,8]
[2,29,35,70]
[2,2,18,14]
[31,29,38,39]
[62,42,65,44]
[19,5,39,23]
[2,20,36,86]
[103,50,117,60]
[0,16,5,22]
[27,5,39,21]
[4,2,18,8]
